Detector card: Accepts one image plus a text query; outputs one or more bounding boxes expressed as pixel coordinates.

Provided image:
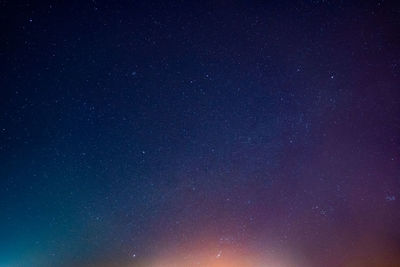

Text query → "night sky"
[1,1,400,266]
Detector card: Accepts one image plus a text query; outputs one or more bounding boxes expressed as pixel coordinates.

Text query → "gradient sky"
[1,1,399,266]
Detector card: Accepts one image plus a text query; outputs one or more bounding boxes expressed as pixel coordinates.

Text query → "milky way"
[1,1,399,266]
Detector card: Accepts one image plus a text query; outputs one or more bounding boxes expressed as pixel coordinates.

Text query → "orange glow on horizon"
[142,244,301,267]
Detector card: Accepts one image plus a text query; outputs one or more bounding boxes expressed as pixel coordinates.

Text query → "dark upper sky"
[1,0,399,266]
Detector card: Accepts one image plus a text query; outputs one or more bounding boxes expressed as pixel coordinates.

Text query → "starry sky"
[1,1,400,266]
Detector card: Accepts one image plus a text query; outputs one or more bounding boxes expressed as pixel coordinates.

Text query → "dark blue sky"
[1,1,399,266]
